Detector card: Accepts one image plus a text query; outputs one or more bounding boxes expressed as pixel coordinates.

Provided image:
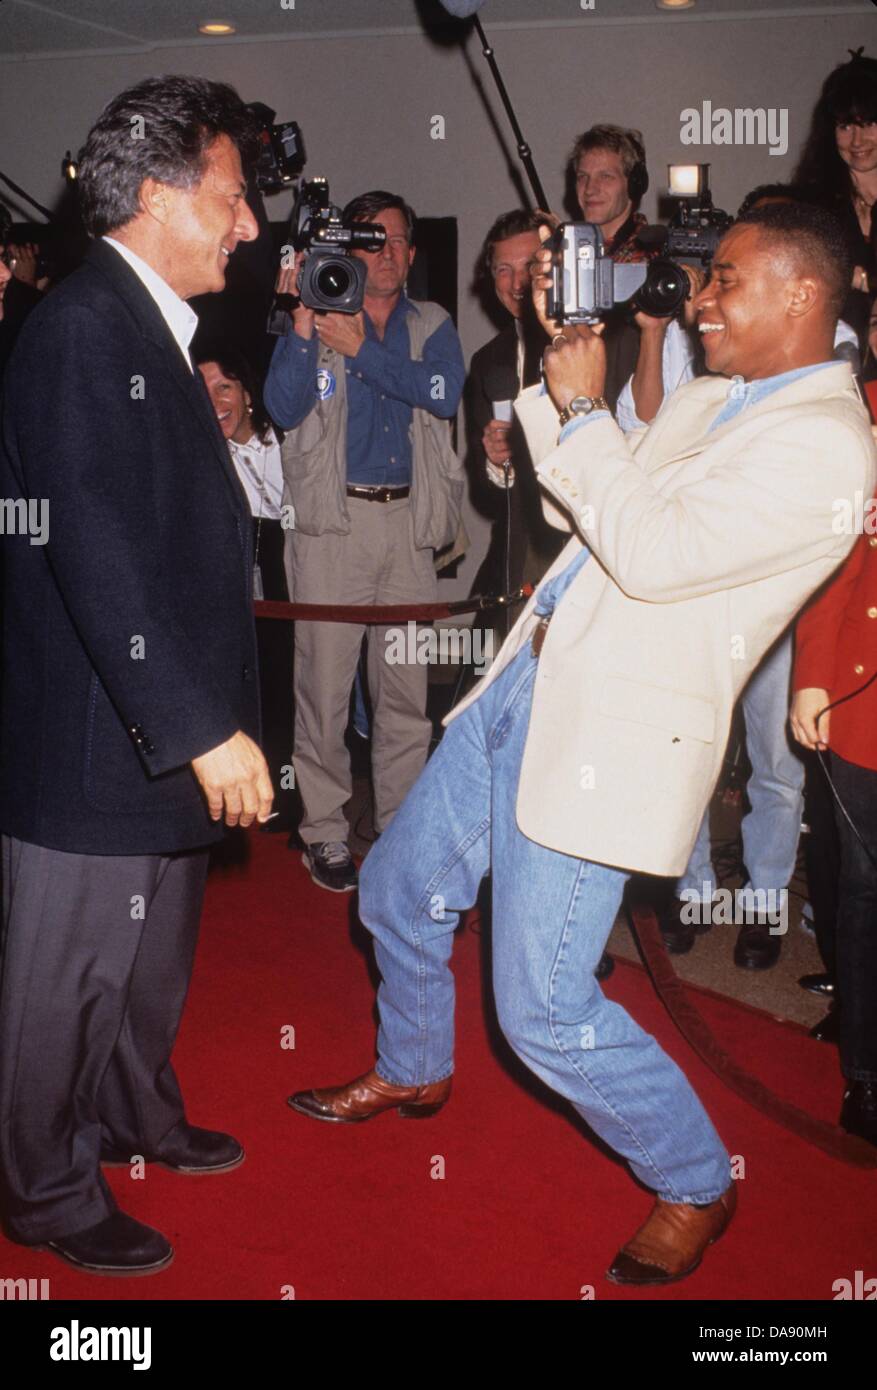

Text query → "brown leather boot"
[606,1182,737,1285]
[288,1069,451,1124]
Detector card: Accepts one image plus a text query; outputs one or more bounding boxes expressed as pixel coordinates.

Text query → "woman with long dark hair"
[796,48,877,350]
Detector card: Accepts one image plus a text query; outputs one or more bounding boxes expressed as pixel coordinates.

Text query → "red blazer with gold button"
[794,522,877,774]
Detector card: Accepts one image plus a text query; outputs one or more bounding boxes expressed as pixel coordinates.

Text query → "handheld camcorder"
[290,178,386,315]
[546,163,732,325]
[546,224,688,325]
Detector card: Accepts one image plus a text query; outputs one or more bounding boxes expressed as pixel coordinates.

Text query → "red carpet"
[1,829,874,1301]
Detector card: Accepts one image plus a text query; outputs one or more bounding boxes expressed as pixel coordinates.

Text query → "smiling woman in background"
[198,350,296,834]
[796,48,877,352]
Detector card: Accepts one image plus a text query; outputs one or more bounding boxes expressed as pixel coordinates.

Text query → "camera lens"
[634,258,688,318]
[315,259,352,301]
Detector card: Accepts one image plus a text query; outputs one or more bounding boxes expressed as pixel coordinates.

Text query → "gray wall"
[1,9,873,594]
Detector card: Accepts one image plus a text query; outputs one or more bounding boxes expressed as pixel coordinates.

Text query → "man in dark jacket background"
[0,75,272,1275]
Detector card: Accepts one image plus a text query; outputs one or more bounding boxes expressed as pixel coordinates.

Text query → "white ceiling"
[0,0,866,59]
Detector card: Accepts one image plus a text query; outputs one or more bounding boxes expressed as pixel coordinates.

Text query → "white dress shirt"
[227,431,285,521]
[102,236,198,372]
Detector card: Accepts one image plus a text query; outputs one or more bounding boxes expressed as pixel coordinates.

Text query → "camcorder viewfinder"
[289,178,387,315]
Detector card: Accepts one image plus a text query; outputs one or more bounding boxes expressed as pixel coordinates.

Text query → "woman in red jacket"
[792,495,877,1148]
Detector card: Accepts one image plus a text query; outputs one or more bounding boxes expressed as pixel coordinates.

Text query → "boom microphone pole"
[435,1,551,213]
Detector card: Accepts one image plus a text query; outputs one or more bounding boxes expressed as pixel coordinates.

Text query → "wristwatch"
[557,395,610,427]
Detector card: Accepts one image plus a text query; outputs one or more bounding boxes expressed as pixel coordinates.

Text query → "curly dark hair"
[78,75,260,237]
[194,346,275,445]
[794,50,877,201]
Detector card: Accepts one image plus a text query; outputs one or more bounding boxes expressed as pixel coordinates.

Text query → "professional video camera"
[546,163,732,326]
[288,178,386,315]
[659,164,734,267]
[246,102,306,194]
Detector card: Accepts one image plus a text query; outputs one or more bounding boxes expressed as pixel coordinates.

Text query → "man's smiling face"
[692,222,801,381]
[161,134,258,298]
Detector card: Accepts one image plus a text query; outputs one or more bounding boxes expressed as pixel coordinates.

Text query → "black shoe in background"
[799,972,835,996]
[809,1007,840,1043]
[303,841,358,894]
[733,916,782,970]
[840,1080,877,1148]
[658,897,702,955]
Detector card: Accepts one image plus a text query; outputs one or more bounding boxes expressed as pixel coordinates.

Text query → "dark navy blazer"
[0,238,259,855]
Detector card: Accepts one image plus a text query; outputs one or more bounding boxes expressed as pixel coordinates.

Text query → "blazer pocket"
[599,675,716,745]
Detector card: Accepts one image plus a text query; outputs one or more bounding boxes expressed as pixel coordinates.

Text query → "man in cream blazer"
[288,204,875,1287]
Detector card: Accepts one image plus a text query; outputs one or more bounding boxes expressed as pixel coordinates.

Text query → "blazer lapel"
[86,240,250,524]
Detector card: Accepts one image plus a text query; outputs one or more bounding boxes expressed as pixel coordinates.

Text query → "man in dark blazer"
[0,75,273,1275]
[465,209,562,612]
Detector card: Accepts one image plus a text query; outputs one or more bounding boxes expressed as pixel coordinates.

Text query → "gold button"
[869,608,877,619]
[855,663,865,674]
[870,537,877,548]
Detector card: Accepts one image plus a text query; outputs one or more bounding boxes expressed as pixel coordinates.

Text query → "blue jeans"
[360,641,731,1204]
[678,631,804,903]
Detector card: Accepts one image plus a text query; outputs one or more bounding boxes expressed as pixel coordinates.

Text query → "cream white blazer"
[446,364,876,876]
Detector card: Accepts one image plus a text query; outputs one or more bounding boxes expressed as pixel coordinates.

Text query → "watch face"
[570,396,595,415]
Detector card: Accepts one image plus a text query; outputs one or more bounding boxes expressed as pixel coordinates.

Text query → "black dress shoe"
[798,972,835,996]
[809,1007,840,1043]
[840,1080,877,1148]
[657,896,706,955]
[733,917,782,970]
[37,1212,173,1276]
[594,952,615,981]
[101,1124,244,1174]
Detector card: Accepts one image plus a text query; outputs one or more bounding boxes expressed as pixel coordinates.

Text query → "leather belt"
[531,615,551,658]
[346,484,410,503]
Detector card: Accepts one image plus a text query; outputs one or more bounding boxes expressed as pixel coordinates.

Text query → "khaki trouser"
[286,496,437,843]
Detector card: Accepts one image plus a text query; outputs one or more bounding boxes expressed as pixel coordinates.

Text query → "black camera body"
[663,189,733,267]
[291,178,386,315]
[546,222,688,325]
[246,103,306,194]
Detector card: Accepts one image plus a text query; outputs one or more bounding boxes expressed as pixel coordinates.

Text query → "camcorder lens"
[634,259,688,319]
[316,260,352,300]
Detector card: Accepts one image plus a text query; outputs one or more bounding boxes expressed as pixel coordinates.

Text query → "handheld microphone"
[484,364,518,426]
[436,0,487,16]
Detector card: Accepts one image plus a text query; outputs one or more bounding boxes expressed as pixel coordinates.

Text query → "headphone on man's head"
[625,133,649,205]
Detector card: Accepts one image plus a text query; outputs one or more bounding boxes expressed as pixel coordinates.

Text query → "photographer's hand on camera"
[275,252,315,339]
[314,310,366,358]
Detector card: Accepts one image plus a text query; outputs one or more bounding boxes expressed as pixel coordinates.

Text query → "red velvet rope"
[254,587,533,625]
[629,905,877,1169]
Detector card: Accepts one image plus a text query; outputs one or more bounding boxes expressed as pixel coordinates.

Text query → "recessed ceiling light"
[656,0,696,10]
[199,20,236,36]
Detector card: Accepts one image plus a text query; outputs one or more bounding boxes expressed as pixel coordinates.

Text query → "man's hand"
[483,419,512,466]
[191,730,274,827]
[275,252,315,340]
[530,239,563,341]
[9,242,40,288]
[314,311,366,358]
[543,322,607,414]
[790,688,831,751]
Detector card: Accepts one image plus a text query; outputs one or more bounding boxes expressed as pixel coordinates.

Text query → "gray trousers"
[0,835,208,1241]
[287,496,437,842]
